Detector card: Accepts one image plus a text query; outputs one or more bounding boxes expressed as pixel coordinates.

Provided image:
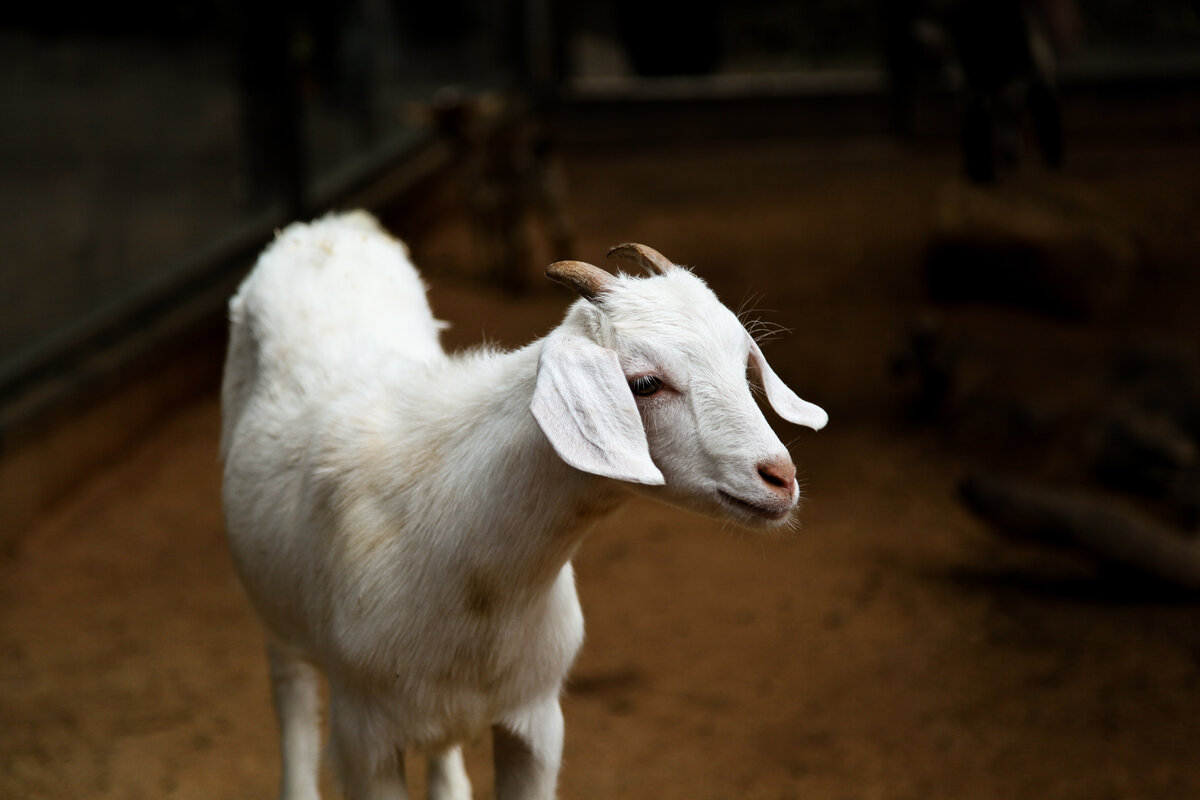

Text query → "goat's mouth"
[716,489,792,522]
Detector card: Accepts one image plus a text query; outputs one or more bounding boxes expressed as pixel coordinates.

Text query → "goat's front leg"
[329,692,409,800]
[492,696,564,800]
[268,641,323,800]
[427,745,471,800]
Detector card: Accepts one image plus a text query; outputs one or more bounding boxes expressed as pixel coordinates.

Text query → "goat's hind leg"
[268,640,324,800]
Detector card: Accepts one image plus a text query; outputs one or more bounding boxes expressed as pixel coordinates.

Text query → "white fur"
[221,211,825,800]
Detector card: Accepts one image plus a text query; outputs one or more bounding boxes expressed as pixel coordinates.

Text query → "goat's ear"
[532,334,666,485]
[748,337,828,431]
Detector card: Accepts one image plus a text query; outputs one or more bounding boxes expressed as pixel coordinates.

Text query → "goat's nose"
[756,456,796,499]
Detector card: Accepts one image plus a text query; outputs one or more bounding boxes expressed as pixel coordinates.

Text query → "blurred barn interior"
[2,2,1199,798]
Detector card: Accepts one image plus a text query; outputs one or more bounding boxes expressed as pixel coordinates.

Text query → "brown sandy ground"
[3,138,1200,799]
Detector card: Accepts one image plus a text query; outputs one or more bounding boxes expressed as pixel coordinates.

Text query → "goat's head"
[532,244,826,528]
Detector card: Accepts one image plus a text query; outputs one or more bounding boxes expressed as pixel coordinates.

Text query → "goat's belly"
[343,641,580,754]
[342,586,585,752]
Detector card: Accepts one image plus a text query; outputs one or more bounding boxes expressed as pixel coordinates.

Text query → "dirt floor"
[3,136,1200,799]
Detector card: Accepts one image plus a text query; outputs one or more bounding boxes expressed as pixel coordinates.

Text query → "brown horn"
[545,260,615,302]
[606,243,675,276]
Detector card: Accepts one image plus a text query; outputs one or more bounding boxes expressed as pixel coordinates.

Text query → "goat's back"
[221,212,444,455]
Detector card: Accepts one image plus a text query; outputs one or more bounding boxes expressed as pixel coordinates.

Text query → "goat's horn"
[546,260,614,301]
[606,243,675,276]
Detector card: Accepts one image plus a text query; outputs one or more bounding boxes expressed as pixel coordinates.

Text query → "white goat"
[220,211,827,800]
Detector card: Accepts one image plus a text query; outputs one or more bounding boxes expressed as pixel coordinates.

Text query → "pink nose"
[756,457,796,500]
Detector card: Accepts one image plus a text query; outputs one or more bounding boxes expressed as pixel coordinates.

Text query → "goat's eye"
[629,374,663,397]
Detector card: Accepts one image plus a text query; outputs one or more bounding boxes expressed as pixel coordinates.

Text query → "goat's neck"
[416,341,625,590]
